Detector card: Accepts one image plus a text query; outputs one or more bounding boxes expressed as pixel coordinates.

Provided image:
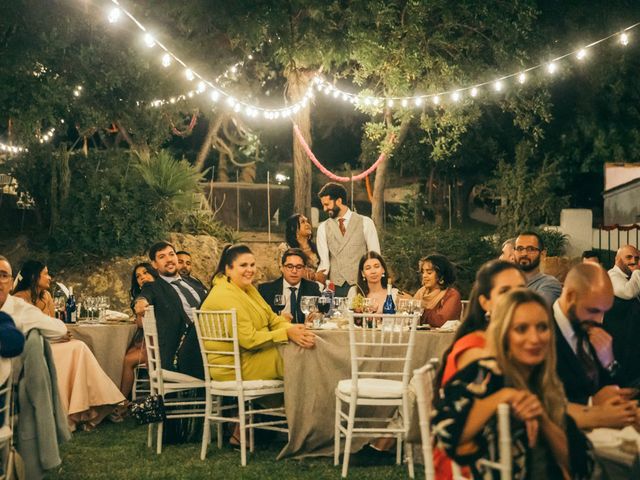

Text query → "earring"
[381,273,386,277]
[438,279,445,286]
[362,274,366,281]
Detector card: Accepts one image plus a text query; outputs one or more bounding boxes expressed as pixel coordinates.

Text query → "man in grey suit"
[316,182,381,297]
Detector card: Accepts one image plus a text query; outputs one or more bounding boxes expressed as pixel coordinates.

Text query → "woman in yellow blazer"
[201,244,316,381]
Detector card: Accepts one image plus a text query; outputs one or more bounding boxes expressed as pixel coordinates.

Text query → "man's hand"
[134,298,149,317]
[593,385,636,405]
[593,397,638,428]
[315,271,327,285]
[587,326,614,368]
[287,324,316,349]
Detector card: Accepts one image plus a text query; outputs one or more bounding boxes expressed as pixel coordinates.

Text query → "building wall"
[604,180,640,225]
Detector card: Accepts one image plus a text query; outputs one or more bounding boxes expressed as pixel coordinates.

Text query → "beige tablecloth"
[68,323,137,387]
[278,329,455,459]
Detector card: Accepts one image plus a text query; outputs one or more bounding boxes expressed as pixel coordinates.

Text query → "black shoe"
[348,444,395,467]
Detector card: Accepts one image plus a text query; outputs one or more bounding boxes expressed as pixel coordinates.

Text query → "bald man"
[608,245,640,300]
[553,263,638,429]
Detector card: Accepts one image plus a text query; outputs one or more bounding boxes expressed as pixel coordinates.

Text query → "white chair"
[0,375,13,478]
[132,364,150,401]
[334,312,420,478]
[193,309,288,467]
[142,307,206,454]
[460,300,470,320]
[477,403,511,480]
[412,360,438,480]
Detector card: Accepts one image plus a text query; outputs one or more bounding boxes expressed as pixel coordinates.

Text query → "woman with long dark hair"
[413,254,462,327]
[12,260,55,316]
[347,251,405,313]
[277,214,323,282]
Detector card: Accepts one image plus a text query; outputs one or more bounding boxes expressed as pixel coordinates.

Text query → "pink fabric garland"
[293,124,394,182]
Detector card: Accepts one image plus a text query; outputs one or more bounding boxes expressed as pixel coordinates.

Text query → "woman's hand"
[287,324,316,349]
[508,390,545,447]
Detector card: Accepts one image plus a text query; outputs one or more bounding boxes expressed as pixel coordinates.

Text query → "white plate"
[587,429,623,448]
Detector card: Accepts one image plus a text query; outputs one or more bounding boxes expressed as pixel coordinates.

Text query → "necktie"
[574,327,599,390]
[289,287,299,323]
[172,279,200,309]
[338,218,346,236]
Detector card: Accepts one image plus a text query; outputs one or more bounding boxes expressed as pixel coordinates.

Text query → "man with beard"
[134,241,206,379]
[514,231,562,306]
[316,182,380,297]
[176,250,208,294]
[553,263,638,430]
[604,245,640,384]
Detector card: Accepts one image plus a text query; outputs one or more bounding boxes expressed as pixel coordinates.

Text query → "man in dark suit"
[552,263,637,429]
[258,248,321,324]
[134,241,207,379]
[176,250,208,294]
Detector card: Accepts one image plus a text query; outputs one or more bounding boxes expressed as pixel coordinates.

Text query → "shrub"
[383,224,495,298]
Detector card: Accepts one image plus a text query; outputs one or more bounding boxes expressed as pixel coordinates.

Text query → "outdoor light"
[401,99,408,107]
[226,97,237,107]
[233,103,241,112]
[342,93,349,101]
[185,69,194,81]
[576,49,587,60]
[364,97,373,105]
[387,99,394,107]
[493,80,503,92]
[451,91,461,102]
[275,173,289,184]
[518,72,527,84]
[196,81,206,93]
[107,7,121,24]
[470,87,478,97]
[161,53,171,67]
[547,62,557,74]
[143,33,156,48]
[210,90,220,102]
[432,95,440,105]
[414,97,423,106]
[620,33,629,46]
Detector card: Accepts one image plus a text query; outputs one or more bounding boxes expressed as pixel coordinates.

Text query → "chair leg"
[334,396,341,466]
[406,441,415,479]
[239,401,247,467]
[341,399,357,478]
[156,421,163,454]
[249,406,255,454]
[216,396,223,449]
[201,394,212,460]
[396,433,402,465]
[147,423,153,448]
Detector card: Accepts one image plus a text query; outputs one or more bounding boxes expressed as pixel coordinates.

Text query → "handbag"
[128,394,166,425]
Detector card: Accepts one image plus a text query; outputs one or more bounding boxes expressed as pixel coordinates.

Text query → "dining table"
[68,321,138,387]
[277,328,455,460]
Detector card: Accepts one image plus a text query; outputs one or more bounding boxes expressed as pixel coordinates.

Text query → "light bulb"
[451,91,461,102]
[432,95,440,105]
[161,53,171,67]
[518,73,526,84]
[144,33,156,48]
[107,7,121,24]
[620,33,629,46]
[196,81,206,93]
[332,90,339,98]
[226,97,236,107]
[493,80,503,92]
[401,99,408,108]
[210,90,220,102]
[547,62,557,74]
[470,87,478,97]
[576,49,587,60]
[387,99,394,107]
[185,69,194,81]
[364,97,373,106]
[415,97,423,106]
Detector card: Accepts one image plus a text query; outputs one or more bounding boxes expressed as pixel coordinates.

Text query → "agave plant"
[134,150,204,212]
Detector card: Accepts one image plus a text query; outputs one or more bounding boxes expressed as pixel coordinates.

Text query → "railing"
[593,224,640,266]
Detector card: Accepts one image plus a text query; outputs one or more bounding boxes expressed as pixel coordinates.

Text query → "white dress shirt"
[281,279,301,315]
[1,295,67,338]
[316,208,381,275]
[553,300,578,354]
[608,265,640,300]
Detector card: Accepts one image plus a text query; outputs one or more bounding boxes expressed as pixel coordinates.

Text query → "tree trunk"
[286,69,314,217]
[194,113,224,172]
[371,114,411,229]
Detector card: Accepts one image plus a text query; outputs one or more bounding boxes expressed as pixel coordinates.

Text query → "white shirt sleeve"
[316,221,330,274]
[609,268,640,300]
[3,296,67,338]
[362,216,381,254]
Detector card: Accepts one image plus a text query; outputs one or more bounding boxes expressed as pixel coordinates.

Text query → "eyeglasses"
[0,272,12,282]
[283,264,305,271]
[515,246,540,253]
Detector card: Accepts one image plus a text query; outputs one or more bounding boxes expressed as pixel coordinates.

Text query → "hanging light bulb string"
[292,124,395,182]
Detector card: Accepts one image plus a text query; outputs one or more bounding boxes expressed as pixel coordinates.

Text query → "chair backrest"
[413,360,437,480]
[0,373,12,431]
[141,306,165,395]
[192,309,242,385]
[460,300,470,320]
[477,403,512,480]
[348,313,419,387]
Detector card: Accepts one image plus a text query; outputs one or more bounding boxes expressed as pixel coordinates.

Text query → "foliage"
[382,223,495,298]
[489,140,569,238]
[538,229,569,257]
[170,210,237,243]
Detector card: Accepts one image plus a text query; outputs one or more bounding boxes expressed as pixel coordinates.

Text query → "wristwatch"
[605,360,619,375]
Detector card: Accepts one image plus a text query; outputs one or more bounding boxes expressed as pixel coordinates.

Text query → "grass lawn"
[44,419,416,479]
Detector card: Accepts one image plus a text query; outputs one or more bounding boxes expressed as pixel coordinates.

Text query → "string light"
[161,53,171,67]
[143,33,156,48]
[546,62,558,74]
[576,48,587,60]
[185,69,194,81]
[620,33,630,46]
[493,80,503,92]
[107,7,121,24]
[0,142,27,154]
[518,72,527,84]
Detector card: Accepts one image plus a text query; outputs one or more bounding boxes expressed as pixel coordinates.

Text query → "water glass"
[301,296,318,327]
[397,298,410,314]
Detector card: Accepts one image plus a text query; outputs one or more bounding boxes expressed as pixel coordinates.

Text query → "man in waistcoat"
[316,182,380,297]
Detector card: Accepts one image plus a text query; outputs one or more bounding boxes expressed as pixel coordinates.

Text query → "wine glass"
[274,294,286,314]
[316,297,331,319]
[397,298,410,314]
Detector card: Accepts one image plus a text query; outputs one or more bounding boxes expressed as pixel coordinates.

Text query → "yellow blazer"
[201,274,292,381]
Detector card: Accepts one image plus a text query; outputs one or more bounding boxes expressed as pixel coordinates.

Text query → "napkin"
[320,321,338,330]
[104,310,130,321]
[438,320,460,332]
